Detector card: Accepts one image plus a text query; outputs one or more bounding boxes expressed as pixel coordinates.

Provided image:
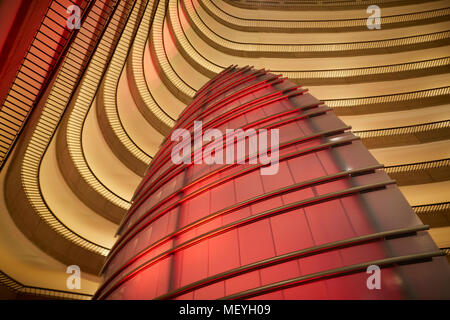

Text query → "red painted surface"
[0,0,52,105]
[95,66,450,300]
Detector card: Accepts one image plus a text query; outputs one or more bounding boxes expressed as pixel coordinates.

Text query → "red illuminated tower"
[94,66,450,300]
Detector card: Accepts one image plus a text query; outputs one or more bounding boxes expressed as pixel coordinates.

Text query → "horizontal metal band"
[184,0,450,56]
[354,119,450,139]
[192,65,235,99]
[104,161,381,274]
[223,0,432,9]
[110,123,352,264]
[186,65,243,110]
[118,118,347,240]
[385,158,450,174]
[96,179,396,299]
[413,202,450,214]
[175,67,264,127]
[192,78,289,129]
[0,270,93,300]
[156,224,430,299]
[144,75,288,179]
[188,65,251,109]
[128,99,324,213]
[131,70,282,199]
[203,0,450,31]
[220,250,446,300]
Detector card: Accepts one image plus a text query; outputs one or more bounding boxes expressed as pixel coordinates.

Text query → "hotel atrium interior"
[0,0,449,300]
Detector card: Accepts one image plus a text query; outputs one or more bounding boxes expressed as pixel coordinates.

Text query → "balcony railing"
[19,0,142,257]
[412,202,450,214]
[0,0,95,170]
[0,271,92,300]
[412,202,450,228]
[385,158,450,174]
[354,119,450,139]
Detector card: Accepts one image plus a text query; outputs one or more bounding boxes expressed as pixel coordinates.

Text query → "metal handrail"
[0,270,92,300]
[0,0,95,171]
[19,0,132,256]
[99,0,157,167]
[224,0,429,8]
[206,0,450,26]
[412,202,450,214]
[327,87,450,109]
[185,0,450,49]
[65,0,148,212]
[385,158,450,174]
[169,3,450,80]
[354,119,450,139]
